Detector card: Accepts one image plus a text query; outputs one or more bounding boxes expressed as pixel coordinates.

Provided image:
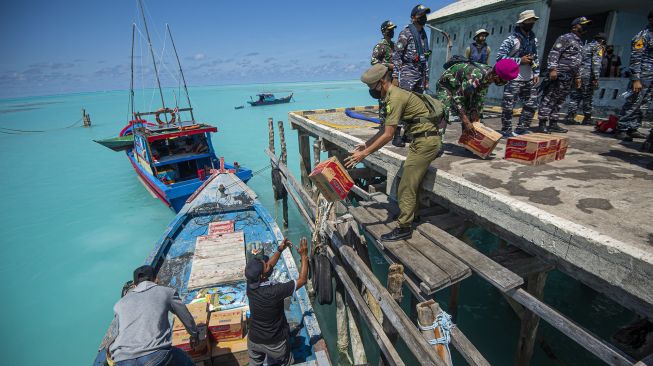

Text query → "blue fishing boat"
[95,15,252,212]
[247,93,293,107]
[94,170,330,365]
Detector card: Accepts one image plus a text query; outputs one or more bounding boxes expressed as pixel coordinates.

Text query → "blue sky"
[0,0,453,98]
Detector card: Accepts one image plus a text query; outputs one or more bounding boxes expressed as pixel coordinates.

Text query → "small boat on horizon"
[93,171,329,365]
[247,93,293,107]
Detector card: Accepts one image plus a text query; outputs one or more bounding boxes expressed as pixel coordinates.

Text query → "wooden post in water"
[381,263,404,366]
[515,270,549,366]
[277,120,289,228]
[417,300,453,366]
[298,132,312,189]
[82,108,91,127]
[346,295,368,365]
[335,281,353,365]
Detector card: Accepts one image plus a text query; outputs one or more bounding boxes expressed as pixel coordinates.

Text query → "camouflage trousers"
[500,79,538,130]
[378,99,387,124]
[566,79,595,118]
[539,77,573,122]
[398,64,427,93]
[618,80,653,132]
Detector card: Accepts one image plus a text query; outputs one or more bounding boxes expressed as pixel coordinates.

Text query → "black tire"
[315,253,333,305]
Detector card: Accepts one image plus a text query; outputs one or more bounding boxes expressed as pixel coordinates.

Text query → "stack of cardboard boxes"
[172,303,249,366]
[504,133,569,165]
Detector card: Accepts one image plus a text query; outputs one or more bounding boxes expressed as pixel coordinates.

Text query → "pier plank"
[187,231,245,289]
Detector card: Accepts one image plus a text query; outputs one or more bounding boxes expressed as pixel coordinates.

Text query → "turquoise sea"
[0,81,634,365]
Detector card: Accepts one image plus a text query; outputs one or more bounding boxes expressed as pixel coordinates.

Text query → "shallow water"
[0,82,634,365]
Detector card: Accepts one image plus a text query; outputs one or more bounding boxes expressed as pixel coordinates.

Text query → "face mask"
[369,87,382,99]
[417,15,427,26]
[386,30,395,39]
[520,23,534,32]
[607,49,614,55]
[578,25,587,34]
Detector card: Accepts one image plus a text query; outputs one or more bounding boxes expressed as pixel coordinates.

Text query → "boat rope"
[0,117,82,133]
[417,309,455,365]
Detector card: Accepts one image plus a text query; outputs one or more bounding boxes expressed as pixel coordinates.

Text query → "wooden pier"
[266,108,653,366]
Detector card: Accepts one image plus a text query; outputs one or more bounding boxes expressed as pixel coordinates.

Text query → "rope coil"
[418,310,455,365]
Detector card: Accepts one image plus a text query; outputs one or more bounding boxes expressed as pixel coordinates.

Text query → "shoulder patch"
[397,42,404,50]
[555,43,563,49]
[634,38,645,50]
[598,48,603,57]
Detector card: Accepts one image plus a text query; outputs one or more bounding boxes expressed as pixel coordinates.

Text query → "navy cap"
[411,4,431,17]
[571,17,592,26]
[381,20,397,32]
[245,259,264,289]
[133,265,155,284]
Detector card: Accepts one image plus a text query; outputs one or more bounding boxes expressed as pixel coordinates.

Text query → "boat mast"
[166,24,195,122]
[129,23,135,121]
[137,0,168,124]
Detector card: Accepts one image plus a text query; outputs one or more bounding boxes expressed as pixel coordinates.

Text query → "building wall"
[427,0,550,102]
[610,11,650,70]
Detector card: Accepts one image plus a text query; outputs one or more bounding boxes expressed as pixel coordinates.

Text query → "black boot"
[642,133,653,152]
[628,130,647,139]
[380,227,412,241]
[617,131,633,141]
[563,114,578,125]
[392,125,405,147]
[548,120,568,133]
[536,119,549,133]
[581,113,593,125]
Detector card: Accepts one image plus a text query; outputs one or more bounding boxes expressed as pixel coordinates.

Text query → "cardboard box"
[458,122,502,159]
[211,336,248,357]
[208,220,235,235]
[208,309,244,341]
[173,302,209,331]
[504,135,551,165]
[555,136,569,160]
[309,157,354,202]
[172,326,210,361]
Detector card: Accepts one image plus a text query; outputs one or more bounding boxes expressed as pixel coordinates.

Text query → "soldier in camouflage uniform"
[537,17,590,133]
[565,33,606,125]
[496,10,541,137]
[436,59,519,133]
[390,4,431,147]
[617,11,653,145]
[371,20,396,127]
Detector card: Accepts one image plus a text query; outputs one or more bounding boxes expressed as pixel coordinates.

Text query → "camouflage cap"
[361,64,389,87]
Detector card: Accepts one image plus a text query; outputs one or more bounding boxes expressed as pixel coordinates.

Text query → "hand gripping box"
[309,157,354,202]
[458,122,502,159]
[172,326,210,361]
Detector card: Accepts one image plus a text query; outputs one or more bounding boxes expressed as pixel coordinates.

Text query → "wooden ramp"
[349,202,471,294]
[187,231,246,290]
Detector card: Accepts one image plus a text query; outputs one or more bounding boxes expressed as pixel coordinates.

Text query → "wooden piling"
[346,295,368,365]
[276,120,289,228]
[381,264,404,366]
[417,300,453,366]
[298,132,312,189]
[515,271,549,366]
[335,281,353,365]
[82,108,91,127]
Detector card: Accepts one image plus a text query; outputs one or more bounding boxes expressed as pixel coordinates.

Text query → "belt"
[412,130,442,139]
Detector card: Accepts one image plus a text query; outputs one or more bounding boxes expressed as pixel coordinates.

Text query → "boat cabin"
[256,93,275,102]
[133,122,218,185]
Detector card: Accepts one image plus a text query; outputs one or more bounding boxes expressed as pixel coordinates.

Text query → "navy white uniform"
[567,40,603,119]
[392,25,430,93]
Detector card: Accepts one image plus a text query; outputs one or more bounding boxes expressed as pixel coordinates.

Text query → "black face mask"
[520,23,534,33]
[578,25,588,34]
[369,87,382,99]
[416,15,427,26]
[385,30,395,39]
[607,48,614,55]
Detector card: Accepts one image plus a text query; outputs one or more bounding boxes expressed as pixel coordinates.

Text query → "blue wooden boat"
[103,115,253,212]
[94,171,329,365]
[247,93,293,107]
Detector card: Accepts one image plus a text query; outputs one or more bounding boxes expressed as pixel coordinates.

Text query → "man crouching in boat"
[105,265,199,366]
[246,237,309,366]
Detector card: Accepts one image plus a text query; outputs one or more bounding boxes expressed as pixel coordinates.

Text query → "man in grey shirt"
[107,265,198,365]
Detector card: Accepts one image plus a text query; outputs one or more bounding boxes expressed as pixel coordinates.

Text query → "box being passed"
[309,157,354,202]
[208,309,244,341]
[458,122,502,159]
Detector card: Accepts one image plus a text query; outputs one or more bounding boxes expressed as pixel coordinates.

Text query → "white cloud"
[193,53,206,61]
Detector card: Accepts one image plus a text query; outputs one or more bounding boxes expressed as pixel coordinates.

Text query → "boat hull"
[247,94,293,107]
[93,172,328,365]
[126,150,253,212]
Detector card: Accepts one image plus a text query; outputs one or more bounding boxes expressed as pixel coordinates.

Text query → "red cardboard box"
[309,157,354,202]
[173,302,209,331]
[172,326,210,361]
[458,122,502,159]
[208,309,244,342]
[555,136,569,160]
[504,135,550,165]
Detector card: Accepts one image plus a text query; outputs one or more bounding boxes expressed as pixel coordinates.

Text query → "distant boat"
[247,93,293,107]
[234,105,244,110]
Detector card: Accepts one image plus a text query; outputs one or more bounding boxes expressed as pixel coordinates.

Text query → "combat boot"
[563,114,578,125]
[536,119,549,134]
[380,227,412,241]
[628,130,647,139]
[581,113,593,126]
[548,120,568,133]
[514,125,531,135]
[641,133,653,152]
[392,126,405,147]
[616,131,633,141]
